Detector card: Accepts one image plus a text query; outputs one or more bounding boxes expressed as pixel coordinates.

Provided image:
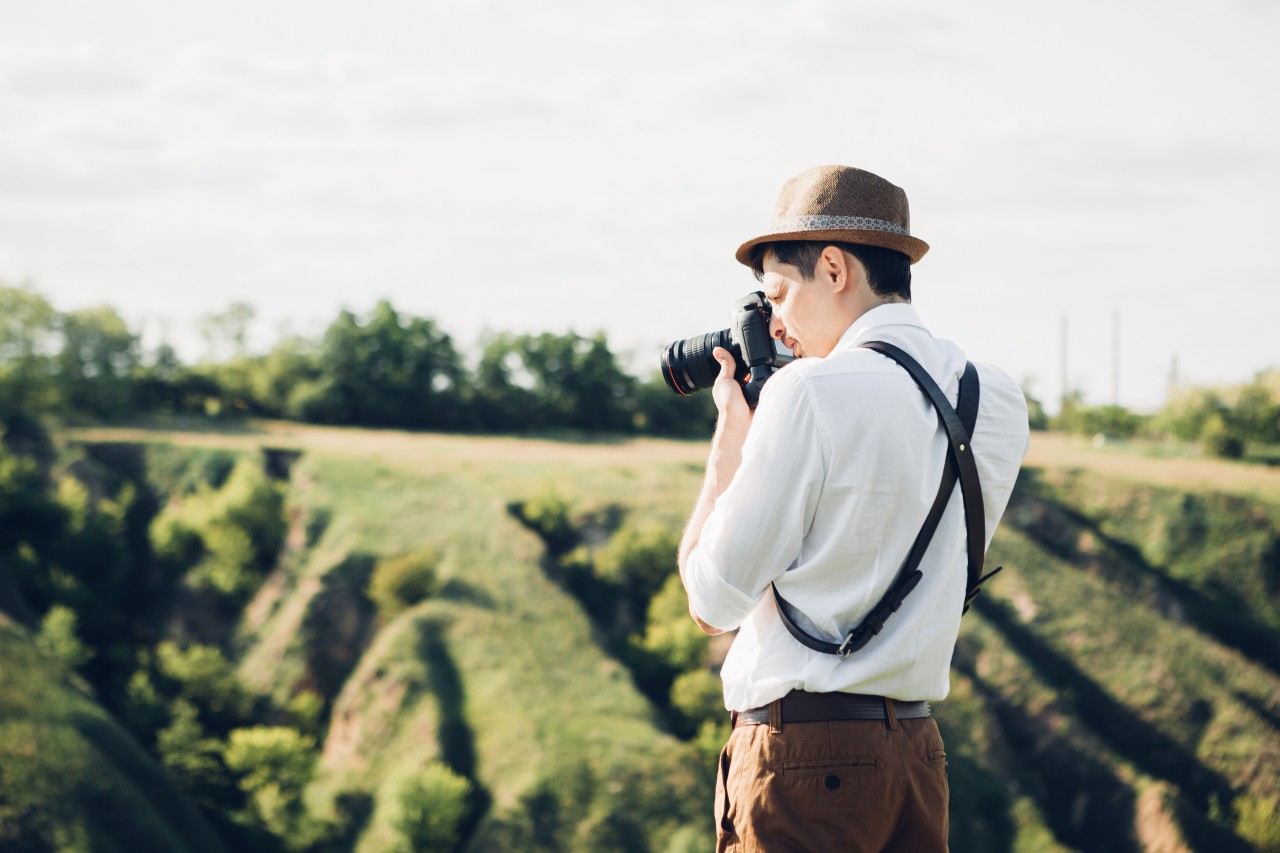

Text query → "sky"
[2,0,1277,412]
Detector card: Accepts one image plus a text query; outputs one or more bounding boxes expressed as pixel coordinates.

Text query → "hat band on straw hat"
[766,215,913,237]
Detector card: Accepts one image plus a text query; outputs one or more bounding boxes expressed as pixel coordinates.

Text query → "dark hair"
[750,241,911,301]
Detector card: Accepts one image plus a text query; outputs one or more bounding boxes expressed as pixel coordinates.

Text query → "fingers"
[712,347,736,380]
[709,346,752,428]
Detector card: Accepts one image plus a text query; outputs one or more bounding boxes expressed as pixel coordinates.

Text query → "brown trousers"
[714,711,949,852]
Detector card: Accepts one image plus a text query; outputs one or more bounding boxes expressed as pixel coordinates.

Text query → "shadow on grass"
[941,746,1016,853]
[975,596,1241,818]
[416,616,492,847]
[435,578,496,610]
[1234,689,1280,731]
[1007,473,1280,677]
[71,711,234,853]
[301,552,377,711]
[951,651,1140,853]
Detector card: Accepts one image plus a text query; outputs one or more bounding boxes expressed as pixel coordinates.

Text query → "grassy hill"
[3,423,1278,851]
[0,616,229,852]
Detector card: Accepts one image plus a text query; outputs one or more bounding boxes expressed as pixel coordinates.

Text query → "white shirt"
[684,303,1030,711]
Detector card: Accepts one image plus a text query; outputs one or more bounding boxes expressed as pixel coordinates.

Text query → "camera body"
[661,291,792,409]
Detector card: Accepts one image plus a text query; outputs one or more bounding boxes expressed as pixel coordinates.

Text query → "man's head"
[749,242,910,359]
[735,165,925,358]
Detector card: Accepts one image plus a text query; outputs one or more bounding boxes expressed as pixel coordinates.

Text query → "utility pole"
[1111,309,1120,407]
[1060,314,1069,413]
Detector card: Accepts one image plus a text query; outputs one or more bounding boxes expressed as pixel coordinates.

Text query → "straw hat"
[735,165,929,267]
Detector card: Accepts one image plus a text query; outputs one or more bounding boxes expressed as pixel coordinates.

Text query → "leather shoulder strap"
[772,341,994,657]
[861,342,987,599]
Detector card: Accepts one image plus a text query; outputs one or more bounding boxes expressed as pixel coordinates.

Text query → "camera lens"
[661,329,736,396]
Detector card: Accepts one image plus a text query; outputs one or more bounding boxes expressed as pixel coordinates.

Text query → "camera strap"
[771,341,1000,658]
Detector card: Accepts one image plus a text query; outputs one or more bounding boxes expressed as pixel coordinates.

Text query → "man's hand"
[711,347,752,434]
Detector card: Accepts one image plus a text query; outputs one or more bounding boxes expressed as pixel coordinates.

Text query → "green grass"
[217,429,712,850]
[45,420,1280,852]
[0,617,228,853]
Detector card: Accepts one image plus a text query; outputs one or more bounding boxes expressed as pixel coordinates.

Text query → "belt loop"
[730,710,739,729]
[769,698,783,734]
[884,697,900,731]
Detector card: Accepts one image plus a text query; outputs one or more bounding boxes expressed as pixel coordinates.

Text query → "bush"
[218,457,287,568]
[1201,414,1246,459]
[369,548,440,622]
[638,574,708,672]
[594,524,679,603]
[1155,386,1223,441]
[156,699,229,797]
[34,605,92,671]
[1056,402,1146,439]
[393,762,473,853]
[150,513,203,569]
[669,668,724,731]
[516,485,577,555]
[155,641,253,726]
[148,455,286,603]
[223,726,317,841]
[187,523,259,597]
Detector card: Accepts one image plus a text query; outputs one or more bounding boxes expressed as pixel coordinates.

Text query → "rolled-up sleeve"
[685,368,826,631]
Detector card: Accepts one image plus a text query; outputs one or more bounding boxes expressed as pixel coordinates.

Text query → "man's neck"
[844,294,909,333]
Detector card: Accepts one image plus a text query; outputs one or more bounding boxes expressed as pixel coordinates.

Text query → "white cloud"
[0,0,1276,408]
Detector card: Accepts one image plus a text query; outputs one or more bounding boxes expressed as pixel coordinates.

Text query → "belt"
[734,690,930,727]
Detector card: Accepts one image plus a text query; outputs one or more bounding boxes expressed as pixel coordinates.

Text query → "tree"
[223,726,318,841]
[468,332,540,432]
[56,305,140,419]
[393,763,473,853]
[303,301,469,430]
[0,283,59,419]
[198,302,255,363]
[485,331,637,433]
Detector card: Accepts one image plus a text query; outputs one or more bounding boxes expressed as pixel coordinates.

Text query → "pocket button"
[824,775,841,790]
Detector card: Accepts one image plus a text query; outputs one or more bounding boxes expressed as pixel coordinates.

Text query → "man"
[677,165,1030,852]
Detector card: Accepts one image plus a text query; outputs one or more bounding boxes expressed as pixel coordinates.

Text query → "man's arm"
[678,347,752,635]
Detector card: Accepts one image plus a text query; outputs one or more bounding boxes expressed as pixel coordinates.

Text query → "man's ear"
[819,245,849,293]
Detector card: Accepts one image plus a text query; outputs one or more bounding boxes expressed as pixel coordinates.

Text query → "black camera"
[661,291,793,409]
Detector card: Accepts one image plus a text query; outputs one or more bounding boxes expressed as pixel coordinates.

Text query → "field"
[5,421,1280,852]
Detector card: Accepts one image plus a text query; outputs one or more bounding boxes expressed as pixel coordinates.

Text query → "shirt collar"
[830,303,927,354]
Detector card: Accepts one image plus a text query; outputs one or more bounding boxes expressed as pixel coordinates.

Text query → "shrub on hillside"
[150,513,204,569]
[188,523,259,597]
[155,641,254,729]
[393,762,473,853]
[515,485,576,555]
[148,455,286,602]
[34,604,93,671]
[156,699,230,800]
[638,574,709,672]
[369,548,440,622]
[224,725,318,843]
[669,668,723,731]
[218,457,287,567]
[594,524,679,606]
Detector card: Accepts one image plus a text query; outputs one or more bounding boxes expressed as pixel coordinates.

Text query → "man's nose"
[769,315,787,341]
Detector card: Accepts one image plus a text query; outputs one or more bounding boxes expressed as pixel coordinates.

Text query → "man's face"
[760,250,818,359]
